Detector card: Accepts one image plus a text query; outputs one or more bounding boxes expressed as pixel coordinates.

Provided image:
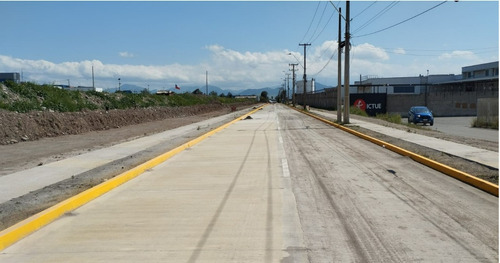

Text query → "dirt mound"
[0,103,252,145]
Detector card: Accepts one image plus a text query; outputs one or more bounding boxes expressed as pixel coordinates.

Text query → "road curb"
[291,106,499,197]
[0,105,267,251]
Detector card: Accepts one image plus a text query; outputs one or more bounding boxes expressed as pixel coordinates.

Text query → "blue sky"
[0,1,498,92]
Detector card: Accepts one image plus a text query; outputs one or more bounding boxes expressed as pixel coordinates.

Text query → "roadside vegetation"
[0,81,253,113]
[471,117,499,130]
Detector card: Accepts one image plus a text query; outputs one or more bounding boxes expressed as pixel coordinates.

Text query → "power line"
[380,46,498,53]
[329,1,345,21]
[309,7,336,44]
[299,2,321,45]
[311,47,339,77]
[352,1,399,35]
[354,0,448,38]
[352,1,377,20]
[307,2,329,43]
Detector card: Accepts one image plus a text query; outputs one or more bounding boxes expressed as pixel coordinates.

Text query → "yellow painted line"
[291,107,499,197]
[0,104,267,251]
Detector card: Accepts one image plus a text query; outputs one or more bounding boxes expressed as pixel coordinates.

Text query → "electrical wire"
[310,7,336,45]
[308,2,330,44]
[354,0,448,38]
[329,1,345,21]
[312,47,339,77]
[299,2,321,45]
[352,1,400,35]
[352,1,377,20]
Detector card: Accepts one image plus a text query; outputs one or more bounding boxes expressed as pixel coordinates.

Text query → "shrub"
[376,113,402,124]
[350,106,368,117]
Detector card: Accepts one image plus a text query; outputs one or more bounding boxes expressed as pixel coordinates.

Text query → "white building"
[353,61,498,94]
[295,78,315,94]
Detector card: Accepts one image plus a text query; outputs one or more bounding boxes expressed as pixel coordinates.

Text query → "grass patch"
[471,117,499,130]
[375,113,402,124]
[350,106,369,117]
[0,81,253,113]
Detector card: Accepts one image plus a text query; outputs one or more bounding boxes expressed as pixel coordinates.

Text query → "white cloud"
[351,43,389,61]
[438,50,477,61]
[0,42,494,91]
[393,48,406,55]
[119,51,134,58]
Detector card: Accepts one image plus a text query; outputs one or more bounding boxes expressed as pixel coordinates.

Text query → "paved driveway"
[404,116,498,142]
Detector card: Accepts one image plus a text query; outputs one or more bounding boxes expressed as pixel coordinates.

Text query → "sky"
[0,1,498,92]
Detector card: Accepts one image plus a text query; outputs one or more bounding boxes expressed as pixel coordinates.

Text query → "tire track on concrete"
[280,108,407,262]
[280,106,498,262]
[301,111,498,261]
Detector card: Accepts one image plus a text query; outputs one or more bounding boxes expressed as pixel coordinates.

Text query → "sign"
[350,93,387,116]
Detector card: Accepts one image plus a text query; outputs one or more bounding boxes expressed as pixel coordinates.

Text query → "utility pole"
[343,1,351,123]
[285,73,291,104]
[337,7,343,123]
[289,63,298,106]
[299,43,311,110]
[206,70,208,95]
[92,65,95,90]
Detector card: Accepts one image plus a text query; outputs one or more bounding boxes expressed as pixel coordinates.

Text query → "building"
[353,61,499,94]
[0,73,21,84]
[354,74,461,94]
[462,61,499,80]
[303,61,498,116]
[54,85,103,92]
[295,78,315,94]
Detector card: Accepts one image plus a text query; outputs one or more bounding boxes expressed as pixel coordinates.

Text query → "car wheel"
[430,122,434,126]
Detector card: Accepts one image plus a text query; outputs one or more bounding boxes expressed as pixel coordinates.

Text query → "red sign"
[354,98,366,111]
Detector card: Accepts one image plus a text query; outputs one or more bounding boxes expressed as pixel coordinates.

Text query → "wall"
[477,98,499,123]
[297,82,498,117]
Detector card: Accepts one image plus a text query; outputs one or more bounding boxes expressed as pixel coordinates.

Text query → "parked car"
[408,106,434,126]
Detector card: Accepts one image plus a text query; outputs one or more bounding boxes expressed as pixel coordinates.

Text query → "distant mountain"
[104,82,328,98]
[237,87,280,98]
[314,82,330,91]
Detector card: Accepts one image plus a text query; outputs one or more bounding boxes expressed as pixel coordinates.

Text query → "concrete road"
[1,104,497,262]
[404,116,498,142]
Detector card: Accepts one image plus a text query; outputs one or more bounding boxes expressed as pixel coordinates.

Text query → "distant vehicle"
[269,99,276,104]
[408,106,434,126]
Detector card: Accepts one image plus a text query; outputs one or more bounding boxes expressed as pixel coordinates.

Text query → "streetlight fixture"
[118,78,121,91]
[287,53,303,69]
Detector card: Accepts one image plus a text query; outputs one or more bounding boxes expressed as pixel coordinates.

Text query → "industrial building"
[299,61,498,117]
[353,61,498,94]
[0,73,21,84]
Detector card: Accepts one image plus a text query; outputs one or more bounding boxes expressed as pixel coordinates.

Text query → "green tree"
[260,91,268,102]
